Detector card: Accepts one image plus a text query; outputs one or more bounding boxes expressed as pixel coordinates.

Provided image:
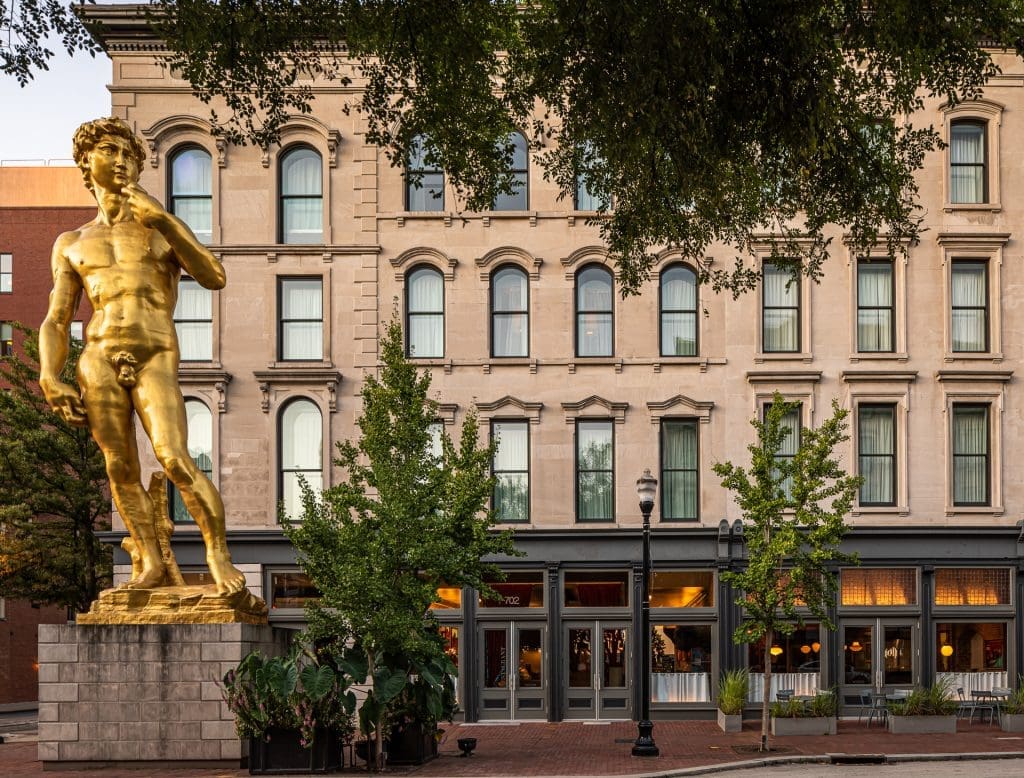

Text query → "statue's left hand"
[123,183,168,229]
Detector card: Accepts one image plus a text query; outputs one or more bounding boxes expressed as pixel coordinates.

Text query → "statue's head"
[72,117,147,193]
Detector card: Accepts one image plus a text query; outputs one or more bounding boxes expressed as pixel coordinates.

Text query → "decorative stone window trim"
[941,99,1004,212]
[561,395,628,425]
[253,369,342,413]
[937,232,1009,362]
[475,246,543,281]
[260,116,342,168]
[178,368,232,413]
[391,246,458,281]
[560,245,616,280]
[751,245,814,363]
[844,243,910,361]
[646,395,714,425]
[476,395,543,424]
[941,384,1006,517]
[141,115,225,169]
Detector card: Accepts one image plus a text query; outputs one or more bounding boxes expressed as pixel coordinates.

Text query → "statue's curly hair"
[72,117,147,192]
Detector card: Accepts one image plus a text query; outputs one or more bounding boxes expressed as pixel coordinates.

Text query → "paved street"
[737,759,1024,777]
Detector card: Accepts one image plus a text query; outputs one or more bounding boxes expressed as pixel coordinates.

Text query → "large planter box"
[1001,714,1024,733]
[387,722,438,766]
[771,716,836,736]
[718,710,742,733]
[887,715,957,734]
[248,727,343,775]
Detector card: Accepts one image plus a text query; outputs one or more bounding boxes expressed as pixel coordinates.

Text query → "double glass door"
[564,621,632,720]
[478,622,546,720]
[841,619,917,693]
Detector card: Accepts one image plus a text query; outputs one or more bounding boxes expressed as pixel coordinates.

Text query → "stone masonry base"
[36,623,291,766]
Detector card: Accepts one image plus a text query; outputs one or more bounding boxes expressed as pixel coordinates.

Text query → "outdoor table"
[971,689,1004,723]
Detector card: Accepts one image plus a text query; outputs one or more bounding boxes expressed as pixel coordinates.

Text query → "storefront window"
[649,571,714,608]
[564,571,629,608]
[270,572,320,609]
[747,624,821,700]
[841,568,917,606]
[430,583,463,610]
[439,625,460,702]
[651,624,712,702]
[479,571,545,608]
[935,568,1011,606]
[936,622,1008,692]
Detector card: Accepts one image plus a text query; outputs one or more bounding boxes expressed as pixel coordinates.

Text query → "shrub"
[888,679,957,716]
[1001,678,1024,715]
[718,669,749,715]
[770,689,836,719]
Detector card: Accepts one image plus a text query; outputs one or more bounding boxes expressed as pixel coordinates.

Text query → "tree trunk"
[761,627,773,752]
[366,651,385,773]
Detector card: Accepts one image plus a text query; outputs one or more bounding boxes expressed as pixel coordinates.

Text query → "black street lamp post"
[632,468,659,757]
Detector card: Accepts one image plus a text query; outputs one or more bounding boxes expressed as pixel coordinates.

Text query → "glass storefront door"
[564,621,632,720]
[477,622,546,720]
[841,619,917,695]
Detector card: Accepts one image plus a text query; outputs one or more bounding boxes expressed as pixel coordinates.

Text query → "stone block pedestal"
[37,623,291,767]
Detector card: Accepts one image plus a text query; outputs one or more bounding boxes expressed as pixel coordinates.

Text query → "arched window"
[170,147,213,243]
[491,266,528,357]
[492,132,528,210]
[169,399,213,523]
[279,145,323,244]
[279,398,323,521]
[575,265,613,357]
[660,264,698,356]
[406,266,444,358]
[950,120,987,204]
[406,134,444,211]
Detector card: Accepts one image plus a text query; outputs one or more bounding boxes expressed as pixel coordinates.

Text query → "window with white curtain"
[169,399,213,523]
[762,262,800,352]
[174,277,213,361]
[661,419,698,520]
[858,404,896,507]
[660,264,698,356]
[952,403,989,506]
[0,321,12,356]
[279,398,323,521]
[576,420,613,521]
[406,134,444,211]
[576,265,613,357]
[69,321,84,343]
[491,266,528,357]
[492,420,529,522]
[170,146,212,243]
[950,120,987,204]
[278,277,323,361]
[279,146,323,244]
[1,253,11,293]
[766,403,801,499]
[406,266,444,358]
[857,259,894,352]
[951,260,988,352]
[492,132,528,210]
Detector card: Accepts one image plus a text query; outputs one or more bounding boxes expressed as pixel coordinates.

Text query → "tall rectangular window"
[766,403,801,498]
[576,420,613,521]
[858,404,896,506]
[0,322,12,356]
[951,260,988,352]
[69,321,84,343]
[0,253,11,293]
[857,259,894,352]
[952,403,989,506]
[174,277,213,361]
[950,120,987,204]
[278,277,323,361]
[492,420,529,523]
[762,261,800,353]
[661,420,698,520]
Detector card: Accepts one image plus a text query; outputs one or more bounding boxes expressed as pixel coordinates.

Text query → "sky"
[0,47,113,164]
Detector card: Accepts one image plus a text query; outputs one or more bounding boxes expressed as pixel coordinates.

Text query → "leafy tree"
[713,393,860,752]
[7,2,1024,294]
[284,317,516,769]
[0,325,112,613]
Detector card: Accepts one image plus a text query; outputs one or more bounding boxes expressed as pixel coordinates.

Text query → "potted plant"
[770,690,837,736]
[222,648,356,774]
[1000,680,1024,732]
[717,669,748,732]
[886,681,957,734]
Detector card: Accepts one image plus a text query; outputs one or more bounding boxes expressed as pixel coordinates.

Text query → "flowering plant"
[222,647,356,748]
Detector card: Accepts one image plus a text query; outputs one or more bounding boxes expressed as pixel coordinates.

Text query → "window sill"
[569,357,623,374]
[852,506,909,517]
[264,360,335,370]
[944,505,1004,517]
[754,352,813,363]
[849,353,909,363]
[943,352,1004,363]
[943,203,1001,213]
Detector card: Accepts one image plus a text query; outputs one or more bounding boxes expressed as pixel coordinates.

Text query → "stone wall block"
[78,722,110,741]
[221,739,244,760]
[201,681,224,701]
[107,740,142,761]
[38,663,59,683]
[160,720,201,741]
[167,681,202,701]
[38,722,78,742]
[39,683,78,702]
[201,719,236,741]
[125,682,163,701]
[38,642,78,663]
[37,741,59,761]
[120,721,161,741]
[201,641,243,662]
[78,683,119,702]
[38,702,59,722]
[60,740,111,761]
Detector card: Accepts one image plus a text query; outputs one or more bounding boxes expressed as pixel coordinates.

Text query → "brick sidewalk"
[3,719,1024,777]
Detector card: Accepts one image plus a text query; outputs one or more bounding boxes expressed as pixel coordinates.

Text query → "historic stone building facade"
[81,5,1024,719]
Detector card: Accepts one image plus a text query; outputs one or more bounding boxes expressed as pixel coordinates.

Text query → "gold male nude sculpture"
[39,117,253,608]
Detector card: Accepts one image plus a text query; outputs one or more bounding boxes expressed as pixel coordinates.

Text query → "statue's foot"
[123,563,166,590]
[208,552,246,596]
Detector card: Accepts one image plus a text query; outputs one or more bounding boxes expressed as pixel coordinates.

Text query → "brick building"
[67,4,1024,721]
[0,165,94,709]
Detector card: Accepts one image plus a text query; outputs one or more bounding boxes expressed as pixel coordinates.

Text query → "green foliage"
[888,680,958,716]
[284,317,516,766]
[1001,678,1024,714]
[221,647,357,747]
[770,690,836,719]
[717,668,749,715]
[0,325,111,612]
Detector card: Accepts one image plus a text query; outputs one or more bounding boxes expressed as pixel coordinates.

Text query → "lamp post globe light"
[632,469,659,757]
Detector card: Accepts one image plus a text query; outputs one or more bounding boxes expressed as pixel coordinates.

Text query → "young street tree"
[284,318,516,769]
[713,393,861,753]
[9,2,1024,294]
[0,326,112,613]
